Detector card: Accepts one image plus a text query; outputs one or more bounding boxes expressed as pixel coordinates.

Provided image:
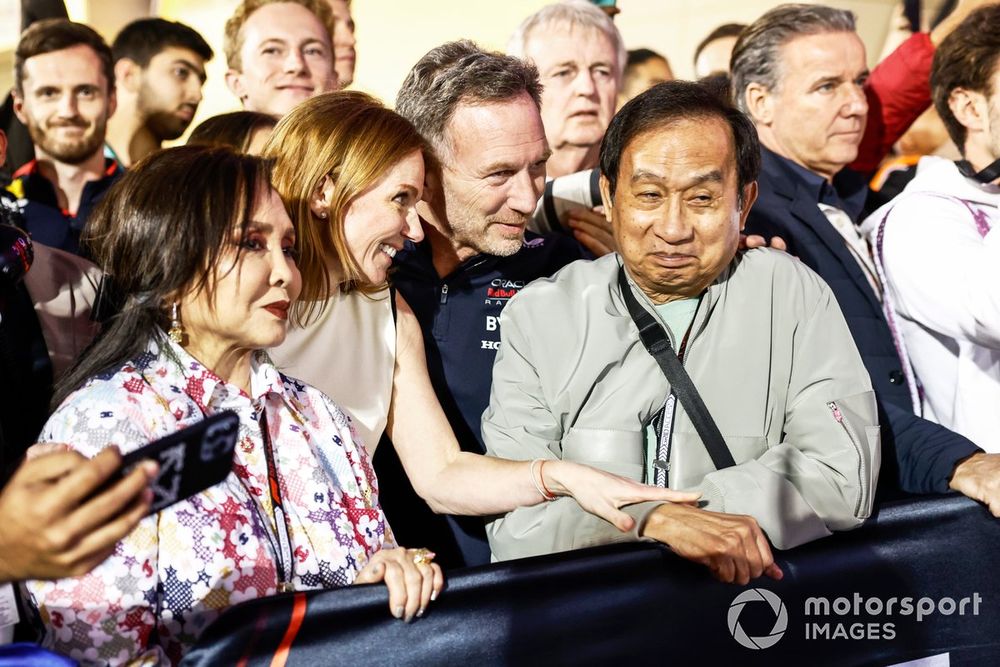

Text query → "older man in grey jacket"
[485,81,880,585]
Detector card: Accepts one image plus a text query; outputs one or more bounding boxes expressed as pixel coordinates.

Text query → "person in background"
[8,19,121,256]
[506,1,625,257]
[619,48,673,107]
[187,111,277,154]
[589,0,619,19]
[693,22,744,79]
[735,2,1000,514]
[508,0,624,179]
[860,6,1000,495]
[28,145,443,665]
[327,0,357,88]
[224,0,338,118]
[106,18,213,167]
[1,0,69,184]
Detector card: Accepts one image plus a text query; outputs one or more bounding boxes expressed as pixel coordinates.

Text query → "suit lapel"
[787,180,883,313]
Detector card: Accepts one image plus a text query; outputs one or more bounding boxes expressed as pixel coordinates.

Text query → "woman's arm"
[385,293,697,530]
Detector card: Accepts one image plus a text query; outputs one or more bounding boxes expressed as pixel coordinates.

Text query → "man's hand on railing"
[640,503,784,585]
[949,452,1000,517]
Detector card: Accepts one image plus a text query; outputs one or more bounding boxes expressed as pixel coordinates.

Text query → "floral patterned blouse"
[27,336,393,666]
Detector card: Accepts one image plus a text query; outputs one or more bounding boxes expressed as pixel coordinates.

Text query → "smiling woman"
[29,145,443,665]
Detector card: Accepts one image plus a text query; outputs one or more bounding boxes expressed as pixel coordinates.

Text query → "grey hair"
[731,3,856,113]
[507,0,626,80]
[395,40,542,155]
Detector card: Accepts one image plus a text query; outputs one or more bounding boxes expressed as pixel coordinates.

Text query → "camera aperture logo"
[728,588,788,650]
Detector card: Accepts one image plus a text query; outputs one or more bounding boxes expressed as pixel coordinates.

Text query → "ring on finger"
[411,548,435,566]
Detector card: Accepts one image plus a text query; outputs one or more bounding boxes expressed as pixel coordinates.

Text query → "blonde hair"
[263,91,429,322]
[224,0,335,71]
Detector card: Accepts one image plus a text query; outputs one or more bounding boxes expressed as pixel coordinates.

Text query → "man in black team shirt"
[375,41,585,568]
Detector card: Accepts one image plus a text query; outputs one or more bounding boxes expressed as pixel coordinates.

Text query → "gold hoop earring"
[168,302,184,344]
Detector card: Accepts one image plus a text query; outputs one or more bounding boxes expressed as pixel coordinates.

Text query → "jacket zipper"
[660,297,703,487]
[827,401,867,517]
[439,284,449,304]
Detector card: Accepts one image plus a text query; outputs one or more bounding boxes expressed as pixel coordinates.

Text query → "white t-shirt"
[270,288,396,455]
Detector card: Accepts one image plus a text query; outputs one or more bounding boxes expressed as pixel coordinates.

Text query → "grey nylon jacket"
[485,249,880,559]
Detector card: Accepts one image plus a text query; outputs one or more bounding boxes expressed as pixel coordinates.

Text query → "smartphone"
[117,410,241,514]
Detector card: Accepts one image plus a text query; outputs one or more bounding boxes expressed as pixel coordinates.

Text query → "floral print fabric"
[27,335,392,666]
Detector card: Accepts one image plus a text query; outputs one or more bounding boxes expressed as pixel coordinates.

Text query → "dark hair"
[699,73,733,103]
[112,18,213,67]
[626,48,666,69]
[731,5,854,114]
[15,19,115,95]
[54,145,273,407]
[694,23,746,65]
[931,4,1000,152]
[395,40,542,154]
[599,80,760,205]
[188,111,277,153]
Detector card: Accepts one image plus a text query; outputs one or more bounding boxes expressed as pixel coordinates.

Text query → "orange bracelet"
[530,458,556,501]
[538,459,556,500]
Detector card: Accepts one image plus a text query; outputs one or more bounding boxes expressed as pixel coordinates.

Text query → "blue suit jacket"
[744,148,980,493]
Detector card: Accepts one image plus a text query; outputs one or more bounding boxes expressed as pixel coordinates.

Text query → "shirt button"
[888,370,904,385]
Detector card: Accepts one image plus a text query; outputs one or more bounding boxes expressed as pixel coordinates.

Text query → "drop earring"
[168,302,184,344]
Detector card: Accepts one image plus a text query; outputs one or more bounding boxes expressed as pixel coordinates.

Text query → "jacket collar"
[760,147,882,312]
[760,147,867,220]
[614,252,732,350]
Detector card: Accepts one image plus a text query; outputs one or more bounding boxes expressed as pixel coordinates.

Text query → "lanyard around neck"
[259,409,296,592]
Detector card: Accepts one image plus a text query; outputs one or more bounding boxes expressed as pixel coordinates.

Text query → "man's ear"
[416,166,445,227]
[949,87,987,136]
[738,181,759,231]
[225,69,247,104]
[114,58,142,94]
[743,82,773,125]
[0,129,7,169]
[11,91,26,125]
[309,173,335,219]
[598,173,614,222]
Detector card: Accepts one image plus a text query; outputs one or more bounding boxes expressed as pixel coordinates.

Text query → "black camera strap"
[617,266,736,470]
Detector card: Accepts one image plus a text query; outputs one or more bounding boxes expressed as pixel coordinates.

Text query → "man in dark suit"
[734,3,1000,510]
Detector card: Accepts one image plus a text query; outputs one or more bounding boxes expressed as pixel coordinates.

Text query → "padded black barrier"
[182,495,1000,666]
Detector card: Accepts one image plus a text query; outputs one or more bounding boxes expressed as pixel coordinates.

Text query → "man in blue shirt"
[378,41,585,567]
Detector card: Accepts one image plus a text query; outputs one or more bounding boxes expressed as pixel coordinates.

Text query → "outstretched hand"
[0,446,156,583]
[545,460,701,532]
